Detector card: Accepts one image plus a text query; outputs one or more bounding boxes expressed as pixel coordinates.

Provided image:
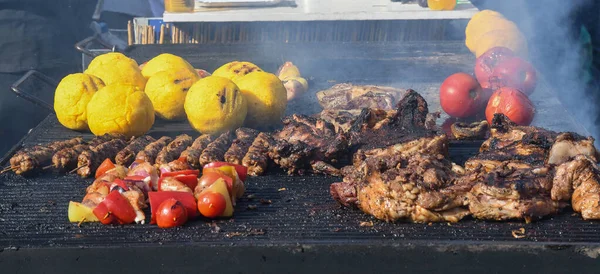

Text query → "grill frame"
[1,41,598,273]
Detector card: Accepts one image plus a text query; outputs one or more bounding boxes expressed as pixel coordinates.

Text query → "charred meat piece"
[450,120,489,140]
[77,139,128,178]
[136,136,173,164]
[547,132,598,165]
[348,90,439,151]
[311,161,341,176]
[158,159,192,174]
[267,138,316,175]
[224,128,259,165]
[466,164,559,222]
[9,137,84,175]
[115,136,156,167]
[552,155,600,220]
[275,114,349,163]
[155,134,193,165]
[242,132,272,176]
[199,131,234,166]
[180,135,213,169]
[316,83,407,110]
[349,154,471,223]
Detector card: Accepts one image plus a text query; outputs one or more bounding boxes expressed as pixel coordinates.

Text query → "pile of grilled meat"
[325,85,600,223]
[8,83,600,223]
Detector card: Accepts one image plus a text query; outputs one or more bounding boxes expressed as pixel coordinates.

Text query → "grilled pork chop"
[316,83,407,110]
[334,154,471,223]
[466,164,561,222]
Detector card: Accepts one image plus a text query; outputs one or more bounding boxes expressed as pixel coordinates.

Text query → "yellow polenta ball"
[54,73,105,130]
[233,71,287,129]
[145,69,200,120]
[85,52,147,90]
[184,76,247,135]
[141,53,196,79]
[212,61,263,81]
[87,83,155,137]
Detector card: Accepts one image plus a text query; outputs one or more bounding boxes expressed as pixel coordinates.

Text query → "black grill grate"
[1,116,600,249]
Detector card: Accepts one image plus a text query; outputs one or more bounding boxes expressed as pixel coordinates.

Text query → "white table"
[163,0,478,23]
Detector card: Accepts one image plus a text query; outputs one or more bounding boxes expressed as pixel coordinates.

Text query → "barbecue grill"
[1,39,599,273]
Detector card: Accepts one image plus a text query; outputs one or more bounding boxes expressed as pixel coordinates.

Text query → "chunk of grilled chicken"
[547,132,598,165]
[552,155,600,220]
[316,83,408,110]
[466,164,560,222]
[351,154,471,223]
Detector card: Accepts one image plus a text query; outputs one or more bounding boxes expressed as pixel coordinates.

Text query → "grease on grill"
[225,229,266,238]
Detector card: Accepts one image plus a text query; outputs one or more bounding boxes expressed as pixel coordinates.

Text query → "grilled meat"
[274,114,349,163]
[158,159,192,173]
[159,176,193,193]
[155,134,193,165]
[547,132,598,165]
[242,132,272,176]
[552,155,600,219]
[115,136,156,167]
[51,134,128,172]
[180,135,213,169]
[311,161,341,176]
[318,109,363,133]
[348,90,439,151]
[466,164,560,222]
[128,161,160,191]
[224,128,259,165]
[199,131,234,167]
[343,154,471,223]
[121,186,148,224]
[9,137,84,175]
[136,136,173,164]
[316,83,407,110]
[77,139,128,178]
[450,120,489,140]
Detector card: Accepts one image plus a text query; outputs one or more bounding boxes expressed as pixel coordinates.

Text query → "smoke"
[479,0,599,140]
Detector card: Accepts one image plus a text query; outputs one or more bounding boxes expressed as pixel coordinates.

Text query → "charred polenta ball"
[84,52,147,91]
[212,61,263,81]
[233,71,287,130]
[87,83,155,137]
[141,53,196,79]
[184,76,247,135]
[145,68,200,120]
[54,73,105,131]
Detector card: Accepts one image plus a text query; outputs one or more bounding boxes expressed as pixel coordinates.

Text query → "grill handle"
[11,70,57,113]
[75,35,116,58]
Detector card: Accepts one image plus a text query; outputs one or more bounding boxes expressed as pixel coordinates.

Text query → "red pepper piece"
[124,175,146,181]
[92,191,137,225]
[148,191,199,224]
[112,179,130,191]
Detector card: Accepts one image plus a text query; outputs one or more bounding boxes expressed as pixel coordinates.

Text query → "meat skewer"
[115,135,156,167]
[8,137,84,175]
[199,131,234,167]
[77,139,128,178]
[155,134,193,165]
[179,134,213,169]
[51,134,127,172]
[224,128,259,165]
[136,136,173,164]
[242,132,272,176]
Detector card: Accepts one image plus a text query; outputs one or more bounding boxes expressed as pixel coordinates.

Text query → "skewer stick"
[69,166,85,174]
[127,20,133,46]
[0,166,17,174]
[42,165,54,170]
[159,24,165,44]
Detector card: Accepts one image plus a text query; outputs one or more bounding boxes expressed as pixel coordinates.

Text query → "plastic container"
[165,0,194,12]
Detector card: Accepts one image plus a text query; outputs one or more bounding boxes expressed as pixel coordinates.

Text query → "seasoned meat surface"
[224,128,260,165]
[316,83,407,110]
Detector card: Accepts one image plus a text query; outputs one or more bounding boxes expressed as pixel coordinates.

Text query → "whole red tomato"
[485,87,535,126]
[474,47,516,87]
[440,73,490,118]
[491,57,538,96]
[156,198,188,228]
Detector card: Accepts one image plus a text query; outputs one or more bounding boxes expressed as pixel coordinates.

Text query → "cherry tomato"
[491,57,538,96]
[474,47,516,88]
[440,73,491,118]
[95,158,116,178]
[197,192,227,218]
[156,198,188,228]
[485,87,535,126]
[148,191,199,224]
